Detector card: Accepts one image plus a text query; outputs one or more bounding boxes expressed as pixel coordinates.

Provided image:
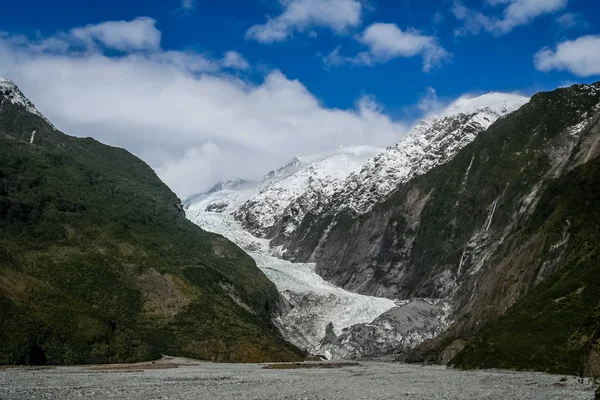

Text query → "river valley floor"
[0,358,595,399]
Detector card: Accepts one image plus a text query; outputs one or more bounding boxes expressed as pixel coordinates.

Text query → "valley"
[2,1,600,397]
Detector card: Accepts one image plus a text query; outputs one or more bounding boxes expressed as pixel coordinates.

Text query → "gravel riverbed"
[0,358,595,400]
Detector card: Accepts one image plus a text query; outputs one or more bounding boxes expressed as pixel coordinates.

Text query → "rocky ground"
[0,358,595,399]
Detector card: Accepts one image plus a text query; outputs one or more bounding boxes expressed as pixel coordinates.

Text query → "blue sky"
[1,0,599,195]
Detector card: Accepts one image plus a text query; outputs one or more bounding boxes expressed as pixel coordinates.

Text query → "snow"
[231,93,530,244]
[325,92,530,215]
[0,78,56,129]
[234,146,382,235]
[258,253,397,352]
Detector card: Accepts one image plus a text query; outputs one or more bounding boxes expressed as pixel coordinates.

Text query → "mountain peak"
[208,178,252,194]
[0,77,16,87]
[0,78,56,130]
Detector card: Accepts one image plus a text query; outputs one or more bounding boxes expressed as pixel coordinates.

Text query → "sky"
[1,0,599,197]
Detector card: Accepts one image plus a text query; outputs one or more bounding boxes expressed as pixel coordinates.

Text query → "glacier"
[186,147,451,359]
[186,186,399,356]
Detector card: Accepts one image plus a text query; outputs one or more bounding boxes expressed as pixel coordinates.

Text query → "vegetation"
[382,83,600,296]
[0,97,303,365]
[451,157,600,374]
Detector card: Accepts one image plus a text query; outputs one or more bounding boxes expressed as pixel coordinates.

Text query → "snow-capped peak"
[235,146,383,236]
[207,178,253,194]
[328,92,529,215]
[0,78,56,129]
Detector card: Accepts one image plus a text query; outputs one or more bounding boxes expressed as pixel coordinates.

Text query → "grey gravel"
[0,359,595,400]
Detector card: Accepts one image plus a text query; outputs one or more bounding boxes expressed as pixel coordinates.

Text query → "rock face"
[0,79,303,365]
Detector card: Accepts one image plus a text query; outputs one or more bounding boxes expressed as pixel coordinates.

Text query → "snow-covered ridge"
[234,146,383,236]
[230,92,530,240]
[440,92,529,119]
[0,78,56,129]
[327,92,530,215]
[184,146,382,223]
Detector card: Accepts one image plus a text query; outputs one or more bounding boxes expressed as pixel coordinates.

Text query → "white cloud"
[181,0,195,11]
[69,17,161,51]
[534,35,600,77]
[453,0,568,36]
[359,23,449,71]
[323,23,449,72]
[0,19,407,198]
[416,87,443,115]
[555,12,588,30]
[497,0,567,32]
[246,0,362,43]
[222,51,250,70]
[452,1,496,36]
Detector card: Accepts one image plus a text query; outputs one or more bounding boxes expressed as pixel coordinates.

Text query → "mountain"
[253,92,529,263]
[332,93,530,215]
[187,82,600,375]
[275,82,600,374]
[185,92,531,360]
[0,79,303,365]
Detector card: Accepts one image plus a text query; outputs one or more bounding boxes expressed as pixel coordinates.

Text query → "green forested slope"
[0,84,302,365]
[451,156,600,373]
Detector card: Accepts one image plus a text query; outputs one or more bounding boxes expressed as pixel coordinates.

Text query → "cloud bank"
[323,23,449,72]
[534,35,600,77]
[0,17,407,198]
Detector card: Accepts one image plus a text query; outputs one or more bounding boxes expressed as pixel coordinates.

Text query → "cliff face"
[277,83,600,373]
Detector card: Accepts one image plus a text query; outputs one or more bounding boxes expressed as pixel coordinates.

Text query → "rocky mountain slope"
[276,82,600,374]
[0,79,303,365]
